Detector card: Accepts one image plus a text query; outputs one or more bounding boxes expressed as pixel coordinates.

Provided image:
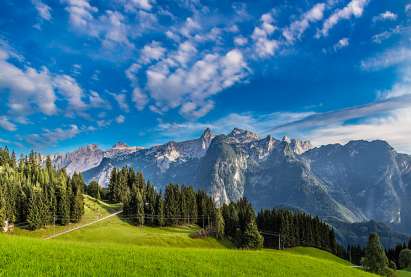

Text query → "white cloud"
[124,0,153,11]
[65,0,98,32]
[54,75,86,111]
[99,11,133,48]
[64,0,134,48]
[307,108,411,154]
[234,36,248,46]
[406,4,411,13]
[26,124,81,147]
[361,48,411,71]
[115,115,125,124]
[32,0,52,21]
[251,13,279,58]
[0,116,16,131]
[372,25,402,44]
[89,90,109,108]
[283,3,326,43]
[318,0,368,37]
[111,93,129,112]
[333,37,349,51]
[132,87,148,111]
[373,11,398,22]
[0,48,57,115]
[140,41,166,64]
[144,48,248,118]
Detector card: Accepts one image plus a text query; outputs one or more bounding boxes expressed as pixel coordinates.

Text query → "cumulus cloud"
[283,3,326,43]
[145,48,248,118]
[65,0,98,31]
[132,87,148,111]
[251,12,279,58]
[54,75,86,111]
[124,0,153,11]
[89,90,109,108]
[318,0,369,37]
[140,41,166,64]
[127,20,249,118]
[64,0,134,48]
[0,48,57,115]
[115,115,125,124]
[111,93,130,112]
[32,0,52,21]
[333,37,349,51]
[0,116,16,131]
[234,36,248,46]
[373,11,398,22]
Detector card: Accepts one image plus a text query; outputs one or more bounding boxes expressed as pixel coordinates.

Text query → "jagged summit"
[112,142,129,149]
[227,128,259,143]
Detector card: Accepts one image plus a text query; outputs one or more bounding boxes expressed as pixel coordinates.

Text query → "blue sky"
[0,0,411,154]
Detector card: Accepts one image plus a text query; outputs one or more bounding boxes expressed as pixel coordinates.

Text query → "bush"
[399,249,411,269]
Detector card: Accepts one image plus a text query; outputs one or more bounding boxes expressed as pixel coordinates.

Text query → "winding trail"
[44,210,123,240]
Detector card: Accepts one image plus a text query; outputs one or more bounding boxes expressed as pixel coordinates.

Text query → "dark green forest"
[0,147,84,230]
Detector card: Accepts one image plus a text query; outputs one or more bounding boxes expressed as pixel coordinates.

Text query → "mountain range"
[47,128,411,244]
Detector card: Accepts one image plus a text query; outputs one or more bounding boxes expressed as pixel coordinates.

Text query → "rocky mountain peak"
[112,141,129,149]
[228,128,259,143]
[79,144,100,153]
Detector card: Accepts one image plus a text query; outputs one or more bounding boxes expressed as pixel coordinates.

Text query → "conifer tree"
[87,181,100,199]
[134,187,144,226]
[362,233,389,275]
[155,193,165,226]
[214,208,225,239]
[399,249,411,269]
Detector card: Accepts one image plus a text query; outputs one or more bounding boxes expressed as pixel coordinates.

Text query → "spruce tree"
[155,193,165,226]
[87,181,100,199]
[27,189,46,230]
[241,222,263,249]
[135,188,144,226]
[214,208,225,239]
[362,233,389,275]
[70,173,84,223]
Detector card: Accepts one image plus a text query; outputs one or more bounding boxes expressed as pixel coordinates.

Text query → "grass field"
[399,268,411,277]
[1,196,378,276]
[0,234,376,277]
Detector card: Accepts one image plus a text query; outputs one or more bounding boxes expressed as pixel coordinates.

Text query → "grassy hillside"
[285,247,351,265]
[3,196,377,276]
[0,234,376,277]
[12,195,122,238]
[56,214,232,248]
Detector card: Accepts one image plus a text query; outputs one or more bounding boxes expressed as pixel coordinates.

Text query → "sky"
[0,0,410,154]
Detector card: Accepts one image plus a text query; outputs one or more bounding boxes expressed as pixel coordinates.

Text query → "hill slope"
[0,234,375,277]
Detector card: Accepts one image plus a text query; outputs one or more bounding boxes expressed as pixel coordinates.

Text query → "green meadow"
[0,196,377,276]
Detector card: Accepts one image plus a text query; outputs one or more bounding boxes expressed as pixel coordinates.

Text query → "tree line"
[105,167,262,248]
[0,147,84,230]
[256,208,338,254]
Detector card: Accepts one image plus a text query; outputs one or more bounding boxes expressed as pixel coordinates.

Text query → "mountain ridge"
[47,128,411,235]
